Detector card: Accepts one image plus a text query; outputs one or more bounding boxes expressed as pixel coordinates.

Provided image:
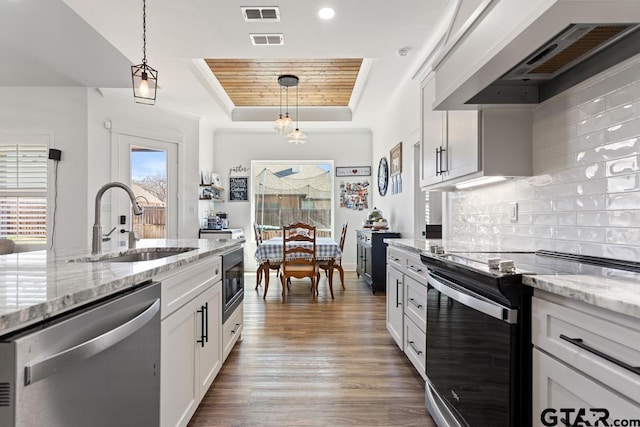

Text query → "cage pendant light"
[131,0,158,105]
[273,83,292,134]
[274,75,294,134]
[287,83,307,145]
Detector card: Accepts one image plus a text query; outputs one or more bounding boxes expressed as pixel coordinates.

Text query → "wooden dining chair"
[316,223,347,298]
[254,222,281,297]
[280,222,318,300]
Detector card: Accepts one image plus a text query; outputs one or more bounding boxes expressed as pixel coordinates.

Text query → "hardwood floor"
[188,271,436,427]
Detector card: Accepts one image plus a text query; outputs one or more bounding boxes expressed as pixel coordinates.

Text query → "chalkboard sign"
[229,176,248,202]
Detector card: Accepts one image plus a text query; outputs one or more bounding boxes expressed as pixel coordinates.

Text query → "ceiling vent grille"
[249,34,284,46]
[241,7,280,22]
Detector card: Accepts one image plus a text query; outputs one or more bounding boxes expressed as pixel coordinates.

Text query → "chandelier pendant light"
[273,80,292,134]
[273,75,307,144]
[131,0,158,105]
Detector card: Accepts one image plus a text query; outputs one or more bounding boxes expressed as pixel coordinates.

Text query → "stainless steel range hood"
[469,23,640,104]
[432,0,640,109]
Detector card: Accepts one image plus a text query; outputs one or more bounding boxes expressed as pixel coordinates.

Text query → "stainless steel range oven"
[421,252,533,427]
[420,249,640,427]
[222,247,244,323]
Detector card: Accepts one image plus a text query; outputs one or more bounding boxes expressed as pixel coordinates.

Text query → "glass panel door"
[118,136,178,239]
[131,147,167,238]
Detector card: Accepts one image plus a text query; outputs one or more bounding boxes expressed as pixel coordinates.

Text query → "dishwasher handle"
[24,298,160,386]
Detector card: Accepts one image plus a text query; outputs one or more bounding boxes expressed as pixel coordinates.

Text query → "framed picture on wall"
[390,142,402,176]
[229,176,249,201]
[336,166,372,177]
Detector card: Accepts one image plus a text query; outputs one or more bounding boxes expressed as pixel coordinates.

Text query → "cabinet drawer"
[404,276,427,332]
[404,315,427,381]
[532,295,640,405]
[404,252,428,284]
[533,349,640,424]
[158,256,222,319]
[386,247,405,271]
[222,303,243,361]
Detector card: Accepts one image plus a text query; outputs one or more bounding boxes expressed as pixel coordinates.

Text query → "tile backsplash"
[448,54,640,262]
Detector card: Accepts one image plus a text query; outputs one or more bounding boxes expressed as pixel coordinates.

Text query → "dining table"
[254,237,342,293]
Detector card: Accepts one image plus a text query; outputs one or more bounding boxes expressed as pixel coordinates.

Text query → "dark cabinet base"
[356,230,400,294]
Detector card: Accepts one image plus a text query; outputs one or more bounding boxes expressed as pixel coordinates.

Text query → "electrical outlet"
[509,202,518,221]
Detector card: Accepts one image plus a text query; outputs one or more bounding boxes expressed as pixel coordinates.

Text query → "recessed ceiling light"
[318,7,335,20]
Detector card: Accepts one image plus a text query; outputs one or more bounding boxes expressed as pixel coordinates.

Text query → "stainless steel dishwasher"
[0,281,161,427]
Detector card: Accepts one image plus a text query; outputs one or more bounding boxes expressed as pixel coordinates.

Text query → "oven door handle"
[429,274,518,324]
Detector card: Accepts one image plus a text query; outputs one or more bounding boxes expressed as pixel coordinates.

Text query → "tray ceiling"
[205,58,363,107]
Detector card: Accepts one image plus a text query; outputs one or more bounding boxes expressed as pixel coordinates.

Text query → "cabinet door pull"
[203,302,209,343]
[197,305,206,348]
[559,334,640,376]
[231,323,241,335]
[396,279,402,308]
[408,340,423,355]
[439,147,447,174]
[407,265,423,274]
[435,147,441,176]
[409,298,423,309]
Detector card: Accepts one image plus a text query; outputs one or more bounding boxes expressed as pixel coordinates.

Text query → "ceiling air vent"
[241,7,280,22]
[249,34,284,46]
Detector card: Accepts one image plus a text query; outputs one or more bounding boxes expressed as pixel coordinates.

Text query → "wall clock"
[378,157,389,196]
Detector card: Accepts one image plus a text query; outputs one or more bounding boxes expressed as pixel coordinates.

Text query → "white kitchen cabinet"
[420,74,532,190]
[532,291,640,425]
[404,315,427,381]
[386,244,428,380]
[533,349,640,424]
[158,256,224,427]
[386,259,404,349]
[196,285,222,396]
[420,75,446,188]
[222,302,244,361]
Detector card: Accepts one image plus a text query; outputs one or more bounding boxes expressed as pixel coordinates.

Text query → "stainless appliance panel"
[222,247,244,323]
[0,282,161,427]
[426,272,518,426]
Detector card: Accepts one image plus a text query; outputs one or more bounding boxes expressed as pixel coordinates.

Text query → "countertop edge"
[384,239,640,320]
[0,240,242,337]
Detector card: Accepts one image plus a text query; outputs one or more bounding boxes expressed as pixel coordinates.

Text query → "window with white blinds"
[0,143,48,244]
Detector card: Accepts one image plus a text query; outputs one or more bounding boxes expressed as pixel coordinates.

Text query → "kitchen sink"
[68,247,199,263]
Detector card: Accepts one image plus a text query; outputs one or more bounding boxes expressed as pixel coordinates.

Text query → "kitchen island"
[0,238,242,336]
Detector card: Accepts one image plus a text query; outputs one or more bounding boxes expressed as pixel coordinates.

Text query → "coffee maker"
[216,211,229,229]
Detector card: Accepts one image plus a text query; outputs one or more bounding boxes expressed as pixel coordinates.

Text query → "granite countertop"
[384,238,640,319]
[0,238,243,336]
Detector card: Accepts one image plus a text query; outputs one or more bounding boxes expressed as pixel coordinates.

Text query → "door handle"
[407,265,424,274]
[197,302,208,347]
[439,146,447,174]
[435,147,441,175]
[25,298,160,386]
[409,298,423,309]
[396,279,402,307]
[559,334,640,376]
[408,340,423,356]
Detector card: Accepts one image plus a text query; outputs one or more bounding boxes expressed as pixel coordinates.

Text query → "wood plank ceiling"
[205,58,363,107]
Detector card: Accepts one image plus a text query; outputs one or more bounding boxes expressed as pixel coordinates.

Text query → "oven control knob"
[499,260,516,273]
[488,257,500,269]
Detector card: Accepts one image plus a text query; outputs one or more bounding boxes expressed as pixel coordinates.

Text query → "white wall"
[0,87,202,252]
[87,91,202,243]
[211,129,372,270]
[447,54,640,262]
[0,87,89,251]
[370,73,423,239]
